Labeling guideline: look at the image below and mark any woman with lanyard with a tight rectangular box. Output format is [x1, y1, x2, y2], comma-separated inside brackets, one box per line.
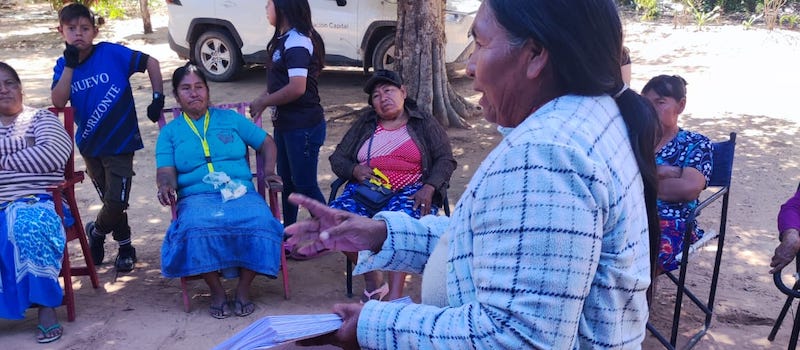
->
[155, 63, 284, 319]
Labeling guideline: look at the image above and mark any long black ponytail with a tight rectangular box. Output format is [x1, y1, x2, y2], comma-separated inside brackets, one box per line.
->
[488, 0, 661, 278]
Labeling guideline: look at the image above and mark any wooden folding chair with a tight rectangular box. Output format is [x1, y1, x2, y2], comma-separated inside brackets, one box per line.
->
[158, 102, 290, 312]
[47, 107, 100, 322]
[646, 132, 737, 349]
[327, 177, 451, 298]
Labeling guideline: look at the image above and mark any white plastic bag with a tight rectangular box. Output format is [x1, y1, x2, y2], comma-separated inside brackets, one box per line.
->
[203, 171, 247, 202]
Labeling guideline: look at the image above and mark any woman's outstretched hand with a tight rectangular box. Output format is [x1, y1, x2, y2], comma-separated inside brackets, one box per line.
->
[285, 193, 388, 256]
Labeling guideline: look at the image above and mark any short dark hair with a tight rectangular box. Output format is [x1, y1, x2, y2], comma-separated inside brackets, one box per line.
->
[171, 62, 209, 96]
[0, 61, 21, 85]
[58, 3, 97, 27]
[642, 75, 688, 101]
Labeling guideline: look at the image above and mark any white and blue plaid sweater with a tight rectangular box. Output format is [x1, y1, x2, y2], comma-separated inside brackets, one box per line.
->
[355, 94, 651, 349]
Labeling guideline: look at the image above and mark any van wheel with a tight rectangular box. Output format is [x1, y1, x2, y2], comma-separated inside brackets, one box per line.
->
[193, 30, 242, 82]
[372, 34, 397, 72]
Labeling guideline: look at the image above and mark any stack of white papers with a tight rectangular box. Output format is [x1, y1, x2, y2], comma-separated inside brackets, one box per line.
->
[214, 296, 412, 350]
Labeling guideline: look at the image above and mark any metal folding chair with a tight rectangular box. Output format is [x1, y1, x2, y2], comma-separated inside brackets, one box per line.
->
[768, 183, 800, 349]
[158, 102, 290, 311]
[48, 107, 101, 322]
[647, 132, 737, 349]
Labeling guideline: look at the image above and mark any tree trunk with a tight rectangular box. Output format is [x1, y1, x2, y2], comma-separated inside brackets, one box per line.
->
[139, 0, 152, 34]
[396, 0, 478, 128]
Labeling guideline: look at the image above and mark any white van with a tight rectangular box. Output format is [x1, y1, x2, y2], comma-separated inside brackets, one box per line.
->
[165, 0, 480, 81]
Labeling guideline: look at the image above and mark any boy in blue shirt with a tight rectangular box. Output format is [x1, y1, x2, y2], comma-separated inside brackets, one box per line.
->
[51, 3, 164, 272]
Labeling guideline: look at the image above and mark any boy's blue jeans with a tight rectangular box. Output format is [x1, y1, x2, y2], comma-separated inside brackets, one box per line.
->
[274, 121, 327, 226]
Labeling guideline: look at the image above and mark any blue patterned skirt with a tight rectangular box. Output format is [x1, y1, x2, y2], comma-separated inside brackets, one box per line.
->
[161, 192, 284, 278]
[329, 182, 437, 219]
[0, 195, 66, 319]
[658, 218, 704, 272]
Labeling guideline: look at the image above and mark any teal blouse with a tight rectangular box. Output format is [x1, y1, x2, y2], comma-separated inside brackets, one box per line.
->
[155, 108, 267, 198]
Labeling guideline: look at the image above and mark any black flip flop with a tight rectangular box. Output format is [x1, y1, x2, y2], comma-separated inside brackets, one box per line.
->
[209, 303, 230, 319]
[232, 300, 255, 317]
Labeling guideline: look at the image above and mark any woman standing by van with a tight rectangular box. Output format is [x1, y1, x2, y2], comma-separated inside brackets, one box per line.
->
[250, 0, 327, 225]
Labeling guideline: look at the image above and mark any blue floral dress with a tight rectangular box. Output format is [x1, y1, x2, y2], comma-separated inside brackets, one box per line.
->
[0, 195, 66, 319]
[330, 182, 437, 219]
[656, 129, 713, 271]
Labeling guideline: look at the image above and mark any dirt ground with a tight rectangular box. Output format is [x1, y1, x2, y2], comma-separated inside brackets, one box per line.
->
[2, 2, 800, 349]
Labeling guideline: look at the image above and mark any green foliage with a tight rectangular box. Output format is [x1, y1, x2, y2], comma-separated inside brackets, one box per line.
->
[744, 0, 761, 12]
[742, 13, 763, 29]
[92, 0, 125, 19]
[48, 0, 96, 10]
[684, 0, 800, 14]
[685, 1, 721, 29]
[636, 0, 660, 19]
[779, 12, 800, 28]
[48, 0, 126, 20]
[764, 0, 789, 29]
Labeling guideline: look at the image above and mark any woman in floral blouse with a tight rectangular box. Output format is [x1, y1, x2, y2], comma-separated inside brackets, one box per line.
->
[643, 74, 713, 272]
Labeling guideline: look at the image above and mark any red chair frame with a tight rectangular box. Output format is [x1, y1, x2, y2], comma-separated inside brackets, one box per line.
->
[47, 107, 100, 322]
[158, 102, 290, 312]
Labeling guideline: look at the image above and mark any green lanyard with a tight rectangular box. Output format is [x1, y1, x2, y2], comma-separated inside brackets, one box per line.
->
[183, 110, 214, 173]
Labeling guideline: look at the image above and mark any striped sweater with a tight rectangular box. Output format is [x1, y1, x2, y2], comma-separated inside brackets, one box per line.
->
[0, 106, 72, 203]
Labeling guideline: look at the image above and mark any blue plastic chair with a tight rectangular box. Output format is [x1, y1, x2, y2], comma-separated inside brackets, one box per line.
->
[646, 132, 737, 349]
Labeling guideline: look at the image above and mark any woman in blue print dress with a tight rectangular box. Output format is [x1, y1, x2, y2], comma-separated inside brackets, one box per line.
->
[0, 62, 73, 343]
[643, 74, 713, 272]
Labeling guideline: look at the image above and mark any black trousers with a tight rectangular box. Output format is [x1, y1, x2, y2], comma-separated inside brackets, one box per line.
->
[82, 153, 134, 243]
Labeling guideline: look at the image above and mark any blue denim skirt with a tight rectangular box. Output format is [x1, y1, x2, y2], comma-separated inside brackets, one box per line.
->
[161, 191, 283, 278]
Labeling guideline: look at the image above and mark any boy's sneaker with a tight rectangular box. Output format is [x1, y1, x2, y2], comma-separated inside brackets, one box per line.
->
[85, 221, 105, 265]
[115, 245, 137, 272]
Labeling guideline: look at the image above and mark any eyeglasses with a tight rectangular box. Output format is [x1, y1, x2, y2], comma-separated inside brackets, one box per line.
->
[0, 80, 21, 90]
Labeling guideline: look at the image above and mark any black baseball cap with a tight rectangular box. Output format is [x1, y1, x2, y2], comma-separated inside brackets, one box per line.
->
[364, 69, 403, 94]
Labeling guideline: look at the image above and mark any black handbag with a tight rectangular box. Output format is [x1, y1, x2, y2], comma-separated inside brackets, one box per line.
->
[353, 180, 394, 216]
[352, 127, 394, 216]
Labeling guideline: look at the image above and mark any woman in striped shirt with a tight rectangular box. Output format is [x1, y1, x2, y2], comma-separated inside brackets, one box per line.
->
[0, 61, 73, 344]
